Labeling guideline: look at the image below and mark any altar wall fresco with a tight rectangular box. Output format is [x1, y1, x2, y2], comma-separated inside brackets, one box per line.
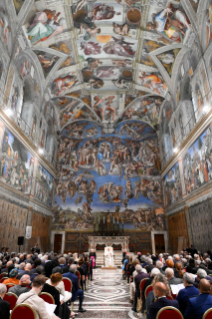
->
[53, 120, 165, 240]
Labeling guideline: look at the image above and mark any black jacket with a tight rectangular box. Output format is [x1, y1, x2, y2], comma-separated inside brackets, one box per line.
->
[0, 297, 10, 319]
[147, 297, 179, 319]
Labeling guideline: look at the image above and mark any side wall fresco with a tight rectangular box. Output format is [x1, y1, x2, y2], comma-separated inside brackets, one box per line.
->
[0, 119, 54, 206]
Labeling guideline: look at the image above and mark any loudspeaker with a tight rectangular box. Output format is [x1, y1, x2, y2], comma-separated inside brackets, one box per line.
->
[17, 236, 24, 246]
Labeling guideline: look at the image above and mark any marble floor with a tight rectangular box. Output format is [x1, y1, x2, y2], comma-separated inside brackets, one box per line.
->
[73, 269, 138, 319]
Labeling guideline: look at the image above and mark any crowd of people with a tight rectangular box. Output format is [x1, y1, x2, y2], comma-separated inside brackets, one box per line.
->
[1, 244, 212, 319]
[0, 245, 94, 319]
[122, 245, 212, 319]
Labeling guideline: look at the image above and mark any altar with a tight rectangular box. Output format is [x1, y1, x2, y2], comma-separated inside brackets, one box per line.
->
[88, 236, 130, 251]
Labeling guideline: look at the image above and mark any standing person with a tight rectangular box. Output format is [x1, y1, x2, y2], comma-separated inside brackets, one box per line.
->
[34, 243, 40, 254]
[0, 284, 10, 319]
[89, 249, 96, 268]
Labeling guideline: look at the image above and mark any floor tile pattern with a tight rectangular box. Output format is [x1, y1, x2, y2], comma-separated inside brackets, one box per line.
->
[73, 269, 138, 319]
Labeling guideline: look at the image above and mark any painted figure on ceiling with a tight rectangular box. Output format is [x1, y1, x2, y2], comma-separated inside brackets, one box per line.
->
[113, 23, 131, 36]
[0, 9, 11, 52]
[139, 72, 166, 95]
[27, 10, 66, 44]
[53, 75, 78, 96]
[206, 4, 212, 48]
[92, 4, 121, 21]
[146, 4, 190, 43]
[103, 36, 135, 57]
[80, 41, 101, 55]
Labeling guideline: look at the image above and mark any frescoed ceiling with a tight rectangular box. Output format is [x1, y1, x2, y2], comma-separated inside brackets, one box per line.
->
[7, 0, 201, 136]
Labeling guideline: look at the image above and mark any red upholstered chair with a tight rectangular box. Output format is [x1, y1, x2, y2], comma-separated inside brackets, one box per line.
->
[203, 308, 212, 319]
[76, 270, 81, 287]
[63, 277, 72, 292]
[144, 284, 153, 299]
[39, 292, 55, 304]
[6, 283, 16, 292]
[166, 295, 174, 300]
[0, 273, 7, 280]
[3, 292, 18, 310]
[171, 292, 177, 300]
[10, 303, 36, 319]
[156, 306, 184, 319]
[139, 278, 148, 298]
[0, 277, 8, 283]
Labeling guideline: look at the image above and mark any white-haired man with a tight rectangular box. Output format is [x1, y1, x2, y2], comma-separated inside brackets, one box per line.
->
[165, 267, 183, 286]
[9, 274, 31, 297]
[0, 283, 10, 319]
[176, 272, 199, 314]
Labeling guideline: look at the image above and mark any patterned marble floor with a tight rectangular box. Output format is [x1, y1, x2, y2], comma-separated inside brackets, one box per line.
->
[73, 269, 138, 319]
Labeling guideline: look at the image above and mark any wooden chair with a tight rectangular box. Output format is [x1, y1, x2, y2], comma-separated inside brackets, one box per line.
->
[39, 292, 55, 304]
[10, 303, 36, 319]
[144, 284, 153, 299]
[3, 292, 18, 310]
[6, 283, 16, 292]
[156, 306, 184, 319]
[203, 308, 212, 319]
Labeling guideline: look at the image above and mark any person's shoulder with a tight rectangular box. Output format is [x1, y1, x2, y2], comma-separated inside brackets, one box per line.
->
[0, 298, 9, 307]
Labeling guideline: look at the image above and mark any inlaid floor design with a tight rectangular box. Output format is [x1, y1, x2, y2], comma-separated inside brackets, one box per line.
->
[73, 268, 138, 319]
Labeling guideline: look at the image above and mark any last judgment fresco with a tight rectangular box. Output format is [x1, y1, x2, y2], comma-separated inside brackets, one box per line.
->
[53, 120, 165, 232]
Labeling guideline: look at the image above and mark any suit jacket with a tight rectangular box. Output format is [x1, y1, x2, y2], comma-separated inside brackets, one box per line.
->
[134, 272, 149, 298]
[17, 290, 55, 319]
[147, 296, 179, 319]
[63, 272, 79, 301]
[146, 264, 154, 274]
[184, 293, 212, 319]
[168, 277, 183, 286]
[0, 297, 10, 319]
[159, 269, 165, 275]
[8, 284, 30, 297]
[176, 285, 199, 314]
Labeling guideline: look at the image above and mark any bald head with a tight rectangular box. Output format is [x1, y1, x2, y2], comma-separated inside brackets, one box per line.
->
[20, 275, 31, 287]
[24, 263, 32, 271]
[154, 282, 167, 298]
[199, 279, 211, 294]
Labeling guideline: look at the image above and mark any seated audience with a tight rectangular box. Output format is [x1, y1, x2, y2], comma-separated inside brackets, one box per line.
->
[175, 262, 184, 278]
[186, 258, 195, 273]
[30, 265, 45, 281]
[132, 264, 149, 313]
[1, 261, 14, 275]
[0, 283, 10, 319]
[146, 258, 154, 274]
[165, 267, 183, 285]
[3, 268, 19, 285]
[155, 261, 165, 275]
[17, 263, 32, 279]
[176, 272, 199, 314]
[8, 274, 31, 296]
[142, 268, 160, 312]
[195, 268, 212, 284]
[184, 279, 212, 319]
[47, 266, 72, 303]
[63, 264, 86, 313]
[17, 275, 60, 319]
[59, 257, 66, 269]
[147, 282, 179, 319]
[146, 274, 171, 315]
[42, 272, 70, 319]
[62, 257, 74, 274]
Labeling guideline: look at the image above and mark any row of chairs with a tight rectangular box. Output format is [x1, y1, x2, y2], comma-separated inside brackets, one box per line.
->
[155, 306, 212, 319]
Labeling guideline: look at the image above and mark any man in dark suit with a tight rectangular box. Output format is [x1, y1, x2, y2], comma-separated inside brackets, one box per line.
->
[147, 282, 179, 319]
[62, 257, 74, 274]
[165, 268, 183, 285]
[184, 279, 212, 319]
[132, 264, 149, 312]
[176, 272, 199, 315]
[146, 258, 154, 274]
[63, 264, 86, 313]
[0, 283, 10, 319]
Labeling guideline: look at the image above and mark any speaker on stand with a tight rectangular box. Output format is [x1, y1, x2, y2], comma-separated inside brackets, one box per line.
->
[17, 236, 24, 253]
